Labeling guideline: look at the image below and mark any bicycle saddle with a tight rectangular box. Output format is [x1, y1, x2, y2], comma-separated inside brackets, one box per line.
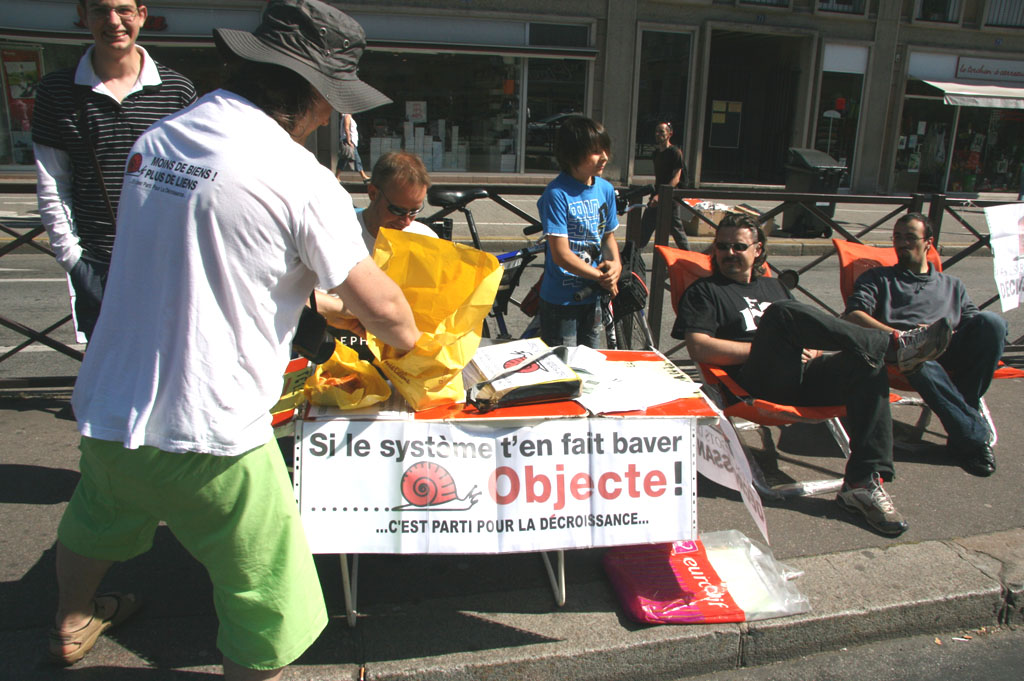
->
[427, 187, 490, 207]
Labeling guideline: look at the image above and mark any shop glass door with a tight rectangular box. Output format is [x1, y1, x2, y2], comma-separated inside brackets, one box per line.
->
[894, 97, 955, 193]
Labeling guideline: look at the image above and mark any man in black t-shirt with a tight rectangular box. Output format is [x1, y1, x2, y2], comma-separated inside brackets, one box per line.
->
[672, 214, 952, 537]
[640, 121, 689, 249]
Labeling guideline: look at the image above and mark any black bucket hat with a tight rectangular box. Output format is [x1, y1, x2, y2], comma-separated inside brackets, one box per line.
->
[213, 0, 391, 114]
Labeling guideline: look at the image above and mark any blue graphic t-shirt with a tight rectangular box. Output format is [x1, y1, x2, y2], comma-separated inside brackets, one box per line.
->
[537, 172, 619, 305]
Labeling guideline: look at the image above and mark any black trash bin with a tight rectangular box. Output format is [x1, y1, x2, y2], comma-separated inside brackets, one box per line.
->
[783, 147, 845, 237]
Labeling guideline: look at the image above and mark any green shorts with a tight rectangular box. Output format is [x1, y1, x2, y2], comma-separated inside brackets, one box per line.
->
[59, 437, 328, 670]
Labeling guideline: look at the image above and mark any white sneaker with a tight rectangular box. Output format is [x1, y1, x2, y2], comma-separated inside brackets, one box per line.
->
[888, 319, 952, 373]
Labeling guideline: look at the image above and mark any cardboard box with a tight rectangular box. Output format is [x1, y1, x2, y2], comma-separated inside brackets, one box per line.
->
[685, 209, 727, 237]
[684, 205, 776, 237]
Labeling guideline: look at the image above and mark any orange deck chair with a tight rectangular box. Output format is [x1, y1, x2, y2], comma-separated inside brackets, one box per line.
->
[833, 238, 1022, 446]
[656, 245, 865, 500]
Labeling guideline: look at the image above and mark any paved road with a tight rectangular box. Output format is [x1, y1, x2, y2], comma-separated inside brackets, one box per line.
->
[680, 625, 1024, 681]
[2, 190, 1023, 680]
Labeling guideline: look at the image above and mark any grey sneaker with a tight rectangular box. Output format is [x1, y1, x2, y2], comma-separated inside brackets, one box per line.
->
[836, 473, 908, 536]
[887, 318, 952, 373]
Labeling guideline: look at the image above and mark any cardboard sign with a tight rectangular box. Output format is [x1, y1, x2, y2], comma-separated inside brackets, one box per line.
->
[695, 415, 769, 544]
[295, 416, 697, 554]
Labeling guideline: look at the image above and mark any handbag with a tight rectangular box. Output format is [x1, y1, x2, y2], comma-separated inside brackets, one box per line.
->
[292, 293, 337, 364]
[612, 241, 648, 321]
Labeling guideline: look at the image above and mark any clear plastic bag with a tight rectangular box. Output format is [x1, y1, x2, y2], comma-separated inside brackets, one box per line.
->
[603, 529, 809, 624]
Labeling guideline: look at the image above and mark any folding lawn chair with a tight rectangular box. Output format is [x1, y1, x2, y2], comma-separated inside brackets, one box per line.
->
[656, 245, 858, 500]
[832, 239, 1022, 446]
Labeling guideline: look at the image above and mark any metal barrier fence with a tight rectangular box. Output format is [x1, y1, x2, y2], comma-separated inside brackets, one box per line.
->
[0, 184, 81, 390]
[643, 187, 1023, 358]
[2, 183, 1019, 389]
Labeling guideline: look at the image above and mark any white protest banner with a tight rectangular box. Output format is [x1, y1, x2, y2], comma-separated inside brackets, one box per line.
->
[984, 203, 1024, 312]
[695, 411, 769, 544]
[295, 416, 696, 554]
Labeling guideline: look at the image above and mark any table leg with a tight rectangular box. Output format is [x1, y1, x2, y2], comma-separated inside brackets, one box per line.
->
[540, 550, 566, 606]
[339, 553, 360, 627]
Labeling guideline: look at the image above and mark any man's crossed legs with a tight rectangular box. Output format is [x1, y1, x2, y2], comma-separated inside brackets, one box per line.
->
[733, 300, 949, 536]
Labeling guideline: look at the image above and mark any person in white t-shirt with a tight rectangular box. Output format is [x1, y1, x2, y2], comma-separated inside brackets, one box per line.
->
[357, 150, 438, 252]
[49, 2, 418, 678]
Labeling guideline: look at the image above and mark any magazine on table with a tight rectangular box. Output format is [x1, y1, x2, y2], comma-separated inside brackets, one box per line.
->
[463, 338, 581, 412]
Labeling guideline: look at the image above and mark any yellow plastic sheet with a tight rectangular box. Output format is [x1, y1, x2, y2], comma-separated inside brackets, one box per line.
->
[304, 341, 391, 410]
[368, 228, 501, 411]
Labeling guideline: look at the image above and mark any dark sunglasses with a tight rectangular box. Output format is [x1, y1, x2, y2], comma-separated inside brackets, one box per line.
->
[378, 186, 423, 218]
[713, 241, 754, 252]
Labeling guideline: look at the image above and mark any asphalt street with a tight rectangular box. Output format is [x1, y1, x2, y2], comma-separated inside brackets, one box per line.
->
[1, 190, 1023, 679]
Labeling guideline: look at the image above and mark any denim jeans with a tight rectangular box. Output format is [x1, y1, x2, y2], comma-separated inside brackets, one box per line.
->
[67, 257, 109, 341]
[736, 300, 895, 484]
[539, 299, 600, 348]
[905, 311, 1007, 447]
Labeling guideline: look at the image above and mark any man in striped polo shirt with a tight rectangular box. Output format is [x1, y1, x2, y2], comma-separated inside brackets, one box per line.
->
[32, 0, 195, 339]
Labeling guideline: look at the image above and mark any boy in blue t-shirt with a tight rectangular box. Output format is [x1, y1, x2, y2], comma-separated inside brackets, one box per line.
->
[536, 116, 622, 348]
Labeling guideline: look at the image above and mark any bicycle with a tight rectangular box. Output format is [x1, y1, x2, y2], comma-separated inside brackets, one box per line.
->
[424, 185, 655, 350]
[425, 187, 544, 341]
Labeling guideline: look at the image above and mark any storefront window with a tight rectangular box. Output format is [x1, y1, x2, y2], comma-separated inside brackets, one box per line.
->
[524, 58, 586, 172]
[1, 42, 82, 166]
[898, 80, 1024, 194]
[948, 107, 1024, 193]
[813, 71, 863, 188]
[894, 97, 954, 193]
[347, 52, 519, 173]
[145, 45, 224, 97]
[633, 30, 691, 177]
[0, 41, 222, 167]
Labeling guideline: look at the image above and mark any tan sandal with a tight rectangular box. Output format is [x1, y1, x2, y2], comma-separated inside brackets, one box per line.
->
[48, 592, 141, 666]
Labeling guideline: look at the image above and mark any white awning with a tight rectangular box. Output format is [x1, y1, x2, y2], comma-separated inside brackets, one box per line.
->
[923, 80, 1024, 109]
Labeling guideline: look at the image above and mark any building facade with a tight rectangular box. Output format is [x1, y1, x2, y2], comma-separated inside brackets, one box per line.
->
[1, 0, 1022, 194]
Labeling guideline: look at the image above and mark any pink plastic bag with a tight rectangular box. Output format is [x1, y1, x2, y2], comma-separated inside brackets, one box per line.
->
[603, 530, 808, 624]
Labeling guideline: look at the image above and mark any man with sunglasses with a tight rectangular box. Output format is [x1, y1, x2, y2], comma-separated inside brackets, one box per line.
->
[357, 150, 438, 252]
[843, 212, 1008, 477]
[32, 0, 195, 340]
[672, 213, 952, 537]
[321, 151, 436, 360]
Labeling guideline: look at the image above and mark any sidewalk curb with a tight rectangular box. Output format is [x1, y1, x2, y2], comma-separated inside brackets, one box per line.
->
[296, 529, 1021, 681]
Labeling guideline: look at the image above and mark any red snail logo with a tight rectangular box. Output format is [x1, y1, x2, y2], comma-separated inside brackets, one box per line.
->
[502, 352, 541, 374]
[125, 153, 144, 175]
[395, 461, 480, 511]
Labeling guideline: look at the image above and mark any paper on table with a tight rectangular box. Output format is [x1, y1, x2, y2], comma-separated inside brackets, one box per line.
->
[569, 352, 703, 415]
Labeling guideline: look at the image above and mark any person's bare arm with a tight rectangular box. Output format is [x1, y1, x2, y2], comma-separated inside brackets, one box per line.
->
[549, 234, 618, 295]
[312, 290, 365, 337]
[598, 231, 622, 294]
[327, 258, 419, 352]
[685, 331, 751, 367]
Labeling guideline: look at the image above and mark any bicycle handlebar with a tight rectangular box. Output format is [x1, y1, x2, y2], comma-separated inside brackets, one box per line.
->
[572, 282, 611, 303]
[425, 186, 542, 237]
[614, 184, 655, 215]
[425, 184, 652, 242]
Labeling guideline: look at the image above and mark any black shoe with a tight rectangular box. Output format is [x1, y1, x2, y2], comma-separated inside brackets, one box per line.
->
[961, 442, 996, 477]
